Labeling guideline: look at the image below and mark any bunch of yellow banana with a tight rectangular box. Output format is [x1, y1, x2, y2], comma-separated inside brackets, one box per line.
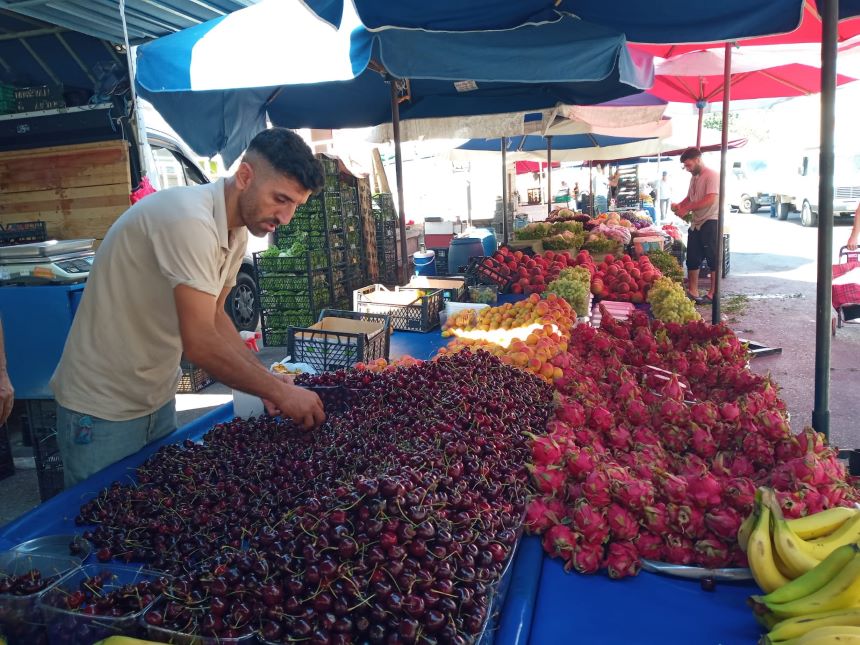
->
[740, 489, 860, 594]
[738, 488, 860, 644]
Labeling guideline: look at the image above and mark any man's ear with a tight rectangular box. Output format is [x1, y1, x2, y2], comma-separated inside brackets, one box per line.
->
[235, 161, 253, 190]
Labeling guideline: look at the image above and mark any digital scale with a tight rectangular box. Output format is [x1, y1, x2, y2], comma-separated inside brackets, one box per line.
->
[0, 239, 94, 284]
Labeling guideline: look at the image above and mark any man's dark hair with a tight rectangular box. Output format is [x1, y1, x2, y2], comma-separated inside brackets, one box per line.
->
[246, 128, 325, 194]
[680, 147, 702, 163]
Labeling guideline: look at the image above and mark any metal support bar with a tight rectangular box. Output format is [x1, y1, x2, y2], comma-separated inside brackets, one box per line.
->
[546, 136, 553, 216]
[389, 79, 409, 284]
[55, 32, 96, 84]
[501, 137, 508, 244]
[813, 0, 838, 440]
[714, 43, 731, 324]
[18, 38, 60, 84]
[696, 105, 704, 148]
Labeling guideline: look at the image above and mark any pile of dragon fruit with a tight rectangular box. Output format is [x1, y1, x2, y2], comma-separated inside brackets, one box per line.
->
[525, 312, 859, 578]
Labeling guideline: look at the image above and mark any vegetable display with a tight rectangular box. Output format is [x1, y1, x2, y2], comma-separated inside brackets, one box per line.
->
[645, 248, 685, 283]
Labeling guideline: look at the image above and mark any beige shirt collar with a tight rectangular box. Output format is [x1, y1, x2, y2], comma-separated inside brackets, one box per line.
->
[212, 178, 231, 251]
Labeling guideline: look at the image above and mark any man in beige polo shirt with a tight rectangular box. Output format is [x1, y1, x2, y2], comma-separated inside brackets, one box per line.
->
[672, 147, 720, 305]
[51, 128, 326, 487]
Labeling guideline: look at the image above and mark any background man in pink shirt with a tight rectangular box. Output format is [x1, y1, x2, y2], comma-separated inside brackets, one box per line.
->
[672, 147, 720, 305]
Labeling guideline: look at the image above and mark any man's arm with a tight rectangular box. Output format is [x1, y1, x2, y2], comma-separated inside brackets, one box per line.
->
[174, 284, 325, 429]
[848, 205, 860, 250]
[686, 193, 718, 212]
[0, 319, 12, 424]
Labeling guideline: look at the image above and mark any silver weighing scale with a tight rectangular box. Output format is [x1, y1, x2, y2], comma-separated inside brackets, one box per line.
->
[0, 239, 95, 284]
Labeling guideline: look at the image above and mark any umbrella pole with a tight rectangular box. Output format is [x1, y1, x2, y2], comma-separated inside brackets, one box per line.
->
[713, 44, 732, 325]
[389, 79, 409, 284]
[696, 105, 703, 148]
[813, 0, 838, 440]
[501, 137, 508, 244]
[547, 136, 553, 217]
[589, 163, 593, 216]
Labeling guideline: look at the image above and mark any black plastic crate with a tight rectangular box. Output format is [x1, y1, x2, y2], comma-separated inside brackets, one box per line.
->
[25, 399, 64, 501]
[177, 360, 213, 393]
[260, 289, 330, 311]
[0, 423, 13, 481]
[0, 220, 47, 246]
[318, 155, 339, 176]
[465, 256, 514, 293]
[287, 309, 391, 372]
[354, 285, 443, 332]
[430, 247, 449, 275]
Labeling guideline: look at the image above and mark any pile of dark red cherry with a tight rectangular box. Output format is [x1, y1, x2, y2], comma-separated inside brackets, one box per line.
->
[73, 351, 554, 643]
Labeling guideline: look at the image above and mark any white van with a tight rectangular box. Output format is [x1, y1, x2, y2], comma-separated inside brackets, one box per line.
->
[773, 149, 860, 227]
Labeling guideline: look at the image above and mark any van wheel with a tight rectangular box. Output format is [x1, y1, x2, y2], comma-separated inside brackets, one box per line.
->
[739, 195, 756, 214]
[777, 203, 790, 220]
[226, 271, 260, 331]
[800, 200, 818, 227]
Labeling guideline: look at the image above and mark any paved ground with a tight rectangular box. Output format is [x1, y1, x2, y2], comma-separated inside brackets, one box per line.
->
[1, 210, 857, 526]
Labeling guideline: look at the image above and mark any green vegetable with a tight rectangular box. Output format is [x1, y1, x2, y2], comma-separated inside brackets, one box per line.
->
[646, 248, 684, 283]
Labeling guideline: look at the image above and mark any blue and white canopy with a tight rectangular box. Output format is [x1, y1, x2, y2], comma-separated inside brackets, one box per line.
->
[453, 133, 666, 163]
[135, 0, 653, 164]
[301, 0, 842, 43]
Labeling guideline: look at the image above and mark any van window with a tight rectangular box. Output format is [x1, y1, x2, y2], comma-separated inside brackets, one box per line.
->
[151, 146, 208, 188]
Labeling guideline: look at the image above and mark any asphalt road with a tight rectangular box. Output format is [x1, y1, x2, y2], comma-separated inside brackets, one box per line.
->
[719, 207, 859, 450]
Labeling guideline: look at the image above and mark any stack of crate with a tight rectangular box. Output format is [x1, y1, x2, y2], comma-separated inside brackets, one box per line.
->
[256, 191, 341, 346]
[373, 193, 398, 285]
[357, 177, 379, 282]
[340, 183, 366, 300]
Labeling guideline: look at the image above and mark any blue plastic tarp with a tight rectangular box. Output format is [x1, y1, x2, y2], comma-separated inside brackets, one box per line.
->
[303, 0, 829, 44]
[134, 1, 653, 164]
[458, 133, 654, 153]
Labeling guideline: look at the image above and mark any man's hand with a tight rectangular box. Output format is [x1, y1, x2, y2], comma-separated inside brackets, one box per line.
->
[264, 382, 326, 430]
[0, 369, 13, 425]
[670, 202, 681, 214]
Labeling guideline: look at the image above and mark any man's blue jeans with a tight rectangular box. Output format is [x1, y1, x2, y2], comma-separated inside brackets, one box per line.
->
[56, 399, 177, 488]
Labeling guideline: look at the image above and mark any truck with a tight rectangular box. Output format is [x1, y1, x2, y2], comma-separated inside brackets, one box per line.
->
[727, 158, 775, 214]
[0, 14, 261, 331]
[772, 148, 860, 227]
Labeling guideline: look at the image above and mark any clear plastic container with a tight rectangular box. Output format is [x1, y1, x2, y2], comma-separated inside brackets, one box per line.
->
[0, 551, 81, 644]
[142, 597, 257, 645]
[37, 563, 163, 644]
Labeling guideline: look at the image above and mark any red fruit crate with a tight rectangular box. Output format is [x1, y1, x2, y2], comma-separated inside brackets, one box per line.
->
[465, 256, 513, 293]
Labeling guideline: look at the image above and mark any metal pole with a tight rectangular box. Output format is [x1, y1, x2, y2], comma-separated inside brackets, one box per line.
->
[589, 163, 593, 216]
[813, 0, 838, 440]
[466, 163, 473, 227]
[696, 105, 704, 149]
[713, 43, 732, 325]
[501, 137, 508, 244]
[389, 80, 409, 284]
[546, 136, 553, 217]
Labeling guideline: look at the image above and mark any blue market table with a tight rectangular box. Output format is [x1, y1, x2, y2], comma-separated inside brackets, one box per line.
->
[0, 323, 763, 644]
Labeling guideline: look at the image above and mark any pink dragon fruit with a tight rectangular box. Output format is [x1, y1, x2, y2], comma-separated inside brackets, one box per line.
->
[775, 437, 803, 462]
[607, 503, 640, 541]
[728, 454, 756, 479]
[818, 483, 849, 509]
[757, 410, 791, 442]
[625, 400, 650, 426]
[565, 481, 583, 502]
[571, 502, 610, 545]
[724, 477, 756, 514]
[711, 423, 740, 452]
[643, 503, 670, 534]
[661, 375, 686, 402]
[664, 534, 696, 565]
[661, 424, 691, 454]
[613, 479, 656, 512]
[742, 432, 776, 468]
[655, 471, 689, 504]
[634, 532, 665, 560]
[589, 406, 615, 433]
[566, 541, 604, 574]
[674, 453, 709, 478]
[710, 452, 733, 479]
[556, 400, 586, 428]
[769, 464, 796, 491]
[694, 534, 732, 569]
[773, 490, 807, 519]
[607, 425, 632, 450]
[528, 464, 567, 496]
[730, 546, 749, 568]
[566, 446, 596, 481]
[632, 426, 661, 449]
[657, 399, 689, 426]
[704, 507, 743, 541]
[719, 402, 740, 422]
[668, 503, 706, 538]
[690, 424, 718, 459]
[531, 435, 563, 467]
[582, 468, 612, 508]
[795, 483, 826, 516]
[690, 402, 719, 428]
[542, 524, 577, 559]
[685, 472, 723, 509]
[605, 541, 642, 579]
[797, 427, 828, 454]
[615, 380, 642, 404]
[524, 497, 563, 533]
